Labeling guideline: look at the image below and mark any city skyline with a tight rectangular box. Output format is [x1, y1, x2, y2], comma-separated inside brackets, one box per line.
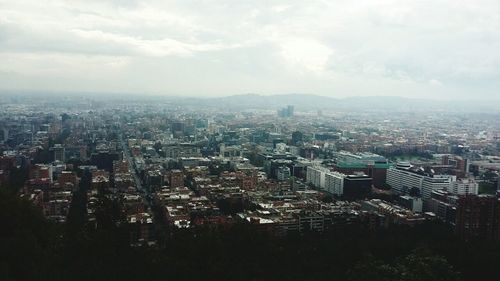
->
[2, 0, 500, 100]
[2, 2, 500, 280]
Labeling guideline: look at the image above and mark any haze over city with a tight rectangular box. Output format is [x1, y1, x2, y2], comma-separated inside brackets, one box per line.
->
[2, 0, 500, 100]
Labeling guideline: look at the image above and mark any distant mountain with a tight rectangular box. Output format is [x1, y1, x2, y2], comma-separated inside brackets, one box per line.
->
[210, 93, 336, 109]
[174, 94, 500, 113]
[1, 90, 499, 113]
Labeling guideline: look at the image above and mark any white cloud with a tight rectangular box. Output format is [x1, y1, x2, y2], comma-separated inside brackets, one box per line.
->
[278, 37, 333, 74]
[429, 79, 443, 86]
[0, 0, 500, 99]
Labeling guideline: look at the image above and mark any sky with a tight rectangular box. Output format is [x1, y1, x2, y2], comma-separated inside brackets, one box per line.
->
[1, 0, 500, 100]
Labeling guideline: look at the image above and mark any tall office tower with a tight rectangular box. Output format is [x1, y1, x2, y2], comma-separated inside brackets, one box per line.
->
[277, 105, 295, 118]
[287, 105, 294, 117]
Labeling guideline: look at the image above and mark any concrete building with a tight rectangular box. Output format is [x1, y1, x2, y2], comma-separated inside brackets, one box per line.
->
[455, 195, 500, 241]
[449, 178, 479, 195]
[324, 171, 345, 196]
[399, 196, 423, 213]
[306, 166, 328, 189]
[387, 162, 454, 198]
[386, 162, 424, 194]
[276, 166, 291, 181]
[52, 144, 65, 162]
[422, 175, 454, 202]
[343, 173, 372, 200]
[169, 169, 184, 188]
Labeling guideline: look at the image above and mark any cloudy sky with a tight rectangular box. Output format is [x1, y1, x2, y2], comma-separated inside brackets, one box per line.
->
[1, 0, 500, 99]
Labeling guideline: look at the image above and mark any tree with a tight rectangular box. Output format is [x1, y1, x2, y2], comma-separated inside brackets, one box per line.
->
[348, 248, 461, 281]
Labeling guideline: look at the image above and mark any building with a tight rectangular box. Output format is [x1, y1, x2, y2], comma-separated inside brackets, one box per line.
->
[386, 162, 424, 194]
[421, 175, 454, 202]
[442, 155, 470, 177]
[169, 169, 184, 188]
[277, 105, 294, 118]
[276, 166, 291, 181]
[335, 151, 387, 165]
[306, 166, 328, 189]
[219, 144, 241, 158]
[343, 173, 372, 200]
[324, 171, 345, 196]
[334, 162, 389, 187]
[428, 190, 458, 224]
[163, 143, 201, 159]
[298, 211, 324, 233]
[399, 196, 423, 213]
[308, 167, 371, 199]
[449, 178, 479, 195]
[455, 195, 500, 241]
[388, 162, 454, 197]
[51, 144, 65, 162]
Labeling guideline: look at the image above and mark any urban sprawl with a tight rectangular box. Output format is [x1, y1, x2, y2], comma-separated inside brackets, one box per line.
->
[1, 96, 500, 246]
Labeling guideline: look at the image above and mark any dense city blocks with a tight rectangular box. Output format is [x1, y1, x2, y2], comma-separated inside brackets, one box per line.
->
[1, 94, 499, 280]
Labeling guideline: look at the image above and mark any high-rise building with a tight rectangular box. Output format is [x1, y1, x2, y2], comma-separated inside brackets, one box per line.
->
[324, 171, 345, 196]
[455, 195, 500, 241]
[277, 105, 294, 118]
[306, 166, 328, 189]
[286, 105, 294, 117]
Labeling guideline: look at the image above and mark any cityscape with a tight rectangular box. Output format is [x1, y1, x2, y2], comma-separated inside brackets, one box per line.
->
[1, 93, 499, 280]
[2, 1, 500, 281]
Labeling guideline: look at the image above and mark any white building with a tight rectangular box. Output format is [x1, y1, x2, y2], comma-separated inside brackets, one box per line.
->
[421, 175, 454, 201]
[324, 172, 346, 196]
[448, 178, 478, 195]
[306, 166, 329, 189]
[306, 166, 349, 196]
[387, 163, 455, 201]
[386, 163, 424, 194]
[387, 163, 457, 213]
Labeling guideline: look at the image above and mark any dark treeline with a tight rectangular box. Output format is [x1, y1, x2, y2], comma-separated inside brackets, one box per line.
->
[1, 188, 499, 281]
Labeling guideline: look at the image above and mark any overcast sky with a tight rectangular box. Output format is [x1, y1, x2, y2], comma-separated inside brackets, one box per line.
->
[1, 0, 500, 99]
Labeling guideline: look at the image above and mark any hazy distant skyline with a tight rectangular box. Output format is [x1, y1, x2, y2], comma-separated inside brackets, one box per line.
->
[1, 0, 500, 100]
